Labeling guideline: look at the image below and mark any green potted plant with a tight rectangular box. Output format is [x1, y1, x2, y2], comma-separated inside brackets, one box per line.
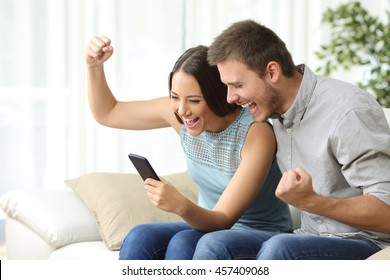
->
[315, 1, 390, 108]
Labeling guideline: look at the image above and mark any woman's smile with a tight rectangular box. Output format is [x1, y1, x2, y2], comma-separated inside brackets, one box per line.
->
[183, 117, 200, 129]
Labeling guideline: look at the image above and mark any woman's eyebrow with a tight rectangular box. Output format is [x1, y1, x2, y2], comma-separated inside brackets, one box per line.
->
[170, 91, 203, 99]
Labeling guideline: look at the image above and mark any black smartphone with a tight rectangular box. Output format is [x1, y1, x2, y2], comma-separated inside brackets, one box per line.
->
[128, 153, 160, 181]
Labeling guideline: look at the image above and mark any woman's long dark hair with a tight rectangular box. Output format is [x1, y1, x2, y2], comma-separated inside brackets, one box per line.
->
[168, 45, 238, 123]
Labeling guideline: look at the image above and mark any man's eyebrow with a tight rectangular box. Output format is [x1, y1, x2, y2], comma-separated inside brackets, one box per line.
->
[226, 81, 241, 86]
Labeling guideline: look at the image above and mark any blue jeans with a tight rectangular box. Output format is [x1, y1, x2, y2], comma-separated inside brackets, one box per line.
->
[190, 229, 284, 260]
[256, 233, 381, 260]
[119, 222, 281, 260]
[119, 222, 192, 260]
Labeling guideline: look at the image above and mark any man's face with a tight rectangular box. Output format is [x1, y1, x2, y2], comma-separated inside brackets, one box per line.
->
[217, 59, 280, 123]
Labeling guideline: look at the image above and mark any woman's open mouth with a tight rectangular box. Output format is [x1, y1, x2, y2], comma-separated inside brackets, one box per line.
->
[184, 117, 200, 128]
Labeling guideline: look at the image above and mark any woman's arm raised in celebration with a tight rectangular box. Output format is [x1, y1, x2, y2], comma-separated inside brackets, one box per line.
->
[85, 35, 180, 132]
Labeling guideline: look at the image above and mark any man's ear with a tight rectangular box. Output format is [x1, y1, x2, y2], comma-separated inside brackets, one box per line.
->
[266, 61, 281, 82]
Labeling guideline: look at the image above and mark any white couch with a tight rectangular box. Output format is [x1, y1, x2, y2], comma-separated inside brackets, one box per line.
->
[0, 172, 199, 260]
[1, 108, 390, 260]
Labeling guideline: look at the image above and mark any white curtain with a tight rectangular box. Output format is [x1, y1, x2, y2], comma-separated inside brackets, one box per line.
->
[1, 0, 388, 198]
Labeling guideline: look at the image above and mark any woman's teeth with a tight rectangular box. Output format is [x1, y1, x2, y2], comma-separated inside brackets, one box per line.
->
[184, 118, 199, 128]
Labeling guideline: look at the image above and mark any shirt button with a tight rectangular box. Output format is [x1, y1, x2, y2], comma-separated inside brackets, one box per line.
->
[317, 220, 322, 224]
[286, 128, 291, 133]
[287, 155, 291, 160]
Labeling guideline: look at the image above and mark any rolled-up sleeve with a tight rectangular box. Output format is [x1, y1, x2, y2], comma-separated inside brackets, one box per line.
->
[331, 107, 390, 205]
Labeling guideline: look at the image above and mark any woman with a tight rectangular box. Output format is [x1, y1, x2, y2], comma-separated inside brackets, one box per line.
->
[85, 36, 292, 260]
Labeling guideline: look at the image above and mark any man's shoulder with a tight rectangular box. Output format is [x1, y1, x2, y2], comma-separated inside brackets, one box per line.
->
[314, 76, 379, 112]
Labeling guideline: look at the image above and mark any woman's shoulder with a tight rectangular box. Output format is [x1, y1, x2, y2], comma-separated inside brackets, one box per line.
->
[244, 119, 276, 150]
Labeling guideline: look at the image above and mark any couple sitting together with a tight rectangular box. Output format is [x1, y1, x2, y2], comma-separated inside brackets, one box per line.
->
[85, 20, 390, 260]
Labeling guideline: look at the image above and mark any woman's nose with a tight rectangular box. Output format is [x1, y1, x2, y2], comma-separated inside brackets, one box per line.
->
[178, 102, 188, 116]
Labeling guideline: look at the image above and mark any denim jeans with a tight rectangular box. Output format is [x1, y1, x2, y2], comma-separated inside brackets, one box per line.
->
[190, 229, 283, 260]
[119, 222, 192, 260]
[256, 233, 381, 260]
[119, 222, 281, 260]
[120, 222, 381, 260]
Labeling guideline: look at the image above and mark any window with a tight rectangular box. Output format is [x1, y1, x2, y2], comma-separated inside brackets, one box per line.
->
[1, 0, 387, 194]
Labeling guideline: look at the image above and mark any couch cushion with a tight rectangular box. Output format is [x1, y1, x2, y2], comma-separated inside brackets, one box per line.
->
[65, 172, 198, 250]
[0, 189, 101, 249]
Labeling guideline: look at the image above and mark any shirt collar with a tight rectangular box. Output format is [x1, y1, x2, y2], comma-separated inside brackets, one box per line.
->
[279, 64, 317, 128]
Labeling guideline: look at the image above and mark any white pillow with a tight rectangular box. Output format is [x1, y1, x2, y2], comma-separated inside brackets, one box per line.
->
[0, 188, 101, 248]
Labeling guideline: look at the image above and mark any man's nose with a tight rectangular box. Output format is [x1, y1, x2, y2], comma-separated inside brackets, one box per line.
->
[227, 88, 239, 104]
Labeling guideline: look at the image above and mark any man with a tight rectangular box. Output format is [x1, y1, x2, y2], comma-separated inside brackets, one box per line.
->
[192, 19, 390, 260]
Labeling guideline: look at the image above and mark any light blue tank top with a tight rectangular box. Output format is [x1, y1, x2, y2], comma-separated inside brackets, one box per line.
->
[180, 108, 292, 232]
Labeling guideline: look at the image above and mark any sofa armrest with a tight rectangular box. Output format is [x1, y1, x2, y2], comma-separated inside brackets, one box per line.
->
[5, 217, 55, 259]
[0, 188, 101, 251]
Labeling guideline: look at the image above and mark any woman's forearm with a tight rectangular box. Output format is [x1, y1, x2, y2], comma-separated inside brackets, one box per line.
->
[87, 65, 117, 125]
[178, 199, 235, 232]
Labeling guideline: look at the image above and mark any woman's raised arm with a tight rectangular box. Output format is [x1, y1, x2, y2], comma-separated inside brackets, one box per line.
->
[85, 35, 179, 131]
